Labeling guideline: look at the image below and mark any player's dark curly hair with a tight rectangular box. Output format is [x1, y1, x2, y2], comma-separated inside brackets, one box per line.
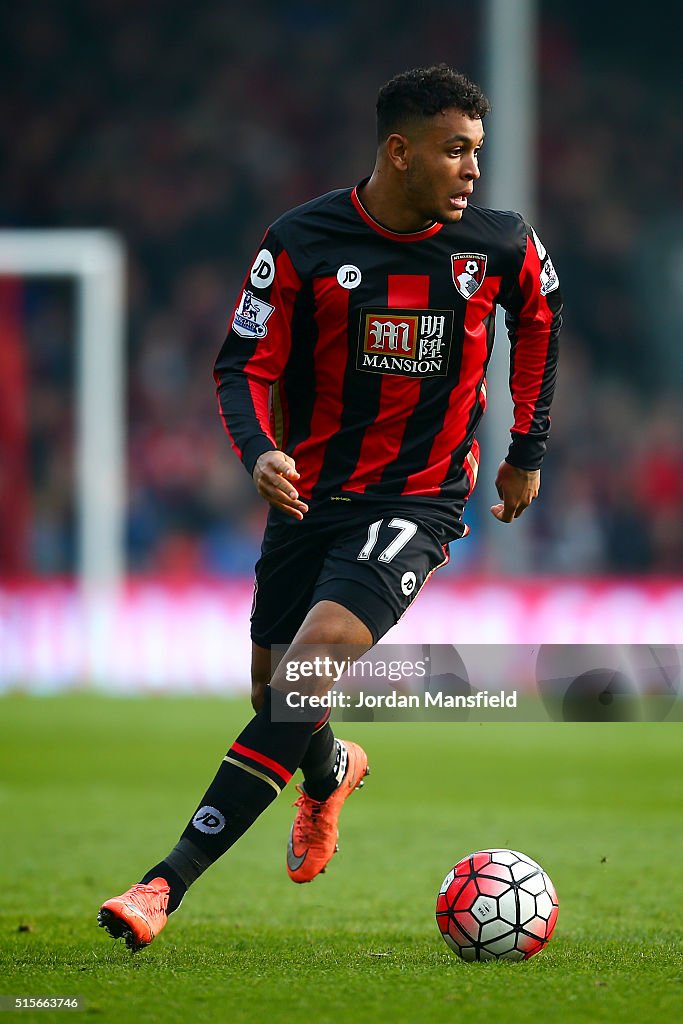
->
[376, 64, 491, 142]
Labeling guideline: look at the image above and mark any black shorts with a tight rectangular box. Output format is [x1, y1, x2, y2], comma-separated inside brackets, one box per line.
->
[250, 494, 466, 647]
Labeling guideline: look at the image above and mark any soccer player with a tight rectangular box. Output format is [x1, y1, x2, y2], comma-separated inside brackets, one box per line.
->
[98, 65, 561, 951]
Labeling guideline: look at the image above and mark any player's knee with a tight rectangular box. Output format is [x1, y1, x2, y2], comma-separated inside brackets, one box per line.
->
[296, 600, 372, 648]
[251, 642, 274, 711]
[250, 680, 268, 713]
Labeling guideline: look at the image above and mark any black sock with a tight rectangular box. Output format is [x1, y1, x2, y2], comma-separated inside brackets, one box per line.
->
[300, 715, 334, 782]
[140, 862, 188, 914]
[301, 724, 347, 802]
[141, 688, 316, 911]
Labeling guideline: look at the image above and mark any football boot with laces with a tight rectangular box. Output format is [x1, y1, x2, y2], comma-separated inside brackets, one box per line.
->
[97, 877, 170, 951]
[287, 740, 369, 883]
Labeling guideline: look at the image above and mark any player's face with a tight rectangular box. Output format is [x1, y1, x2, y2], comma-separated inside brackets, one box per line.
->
[404, 110, 484, 224]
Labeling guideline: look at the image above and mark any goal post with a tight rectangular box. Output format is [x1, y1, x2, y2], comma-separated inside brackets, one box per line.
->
[482, 0, 538, 571]
[0, 230, 127, 590]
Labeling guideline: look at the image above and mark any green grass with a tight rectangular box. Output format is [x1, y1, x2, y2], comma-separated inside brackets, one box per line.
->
[0, 696, 681, 1024]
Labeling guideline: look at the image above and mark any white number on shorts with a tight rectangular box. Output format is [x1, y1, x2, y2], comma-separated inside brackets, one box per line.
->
[356, 518, 418, 563]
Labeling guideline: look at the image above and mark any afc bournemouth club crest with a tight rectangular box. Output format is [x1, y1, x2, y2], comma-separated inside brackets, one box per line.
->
[451, 253, 487, 300]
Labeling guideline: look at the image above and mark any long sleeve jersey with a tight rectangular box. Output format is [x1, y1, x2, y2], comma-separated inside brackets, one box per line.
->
[214, 182, 562, 504]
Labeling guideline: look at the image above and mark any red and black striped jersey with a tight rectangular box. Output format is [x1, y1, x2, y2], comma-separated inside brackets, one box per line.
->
[214, 182, 562, 503]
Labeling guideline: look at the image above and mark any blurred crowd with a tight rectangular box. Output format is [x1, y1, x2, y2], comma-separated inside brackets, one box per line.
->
[2, 0, 682, 578]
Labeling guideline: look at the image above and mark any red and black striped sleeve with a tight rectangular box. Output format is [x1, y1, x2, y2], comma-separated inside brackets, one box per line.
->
[213, 230, 303, 475]
[500, 220, 563, 470]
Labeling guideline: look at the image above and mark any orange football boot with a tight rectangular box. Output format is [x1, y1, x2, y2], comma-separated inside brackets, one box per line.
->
[97, 877, 170, 951]
[287, 740, 369, 883]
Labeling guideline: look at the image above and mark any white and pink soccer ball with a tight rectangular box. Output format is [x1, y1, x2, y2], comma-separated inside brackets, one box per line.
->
[436, 849, 559, 962]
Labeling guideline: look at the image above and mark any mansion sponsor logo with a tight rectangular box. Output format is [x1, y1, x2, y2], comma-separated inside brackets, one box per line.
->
[357, 307, 454, 378]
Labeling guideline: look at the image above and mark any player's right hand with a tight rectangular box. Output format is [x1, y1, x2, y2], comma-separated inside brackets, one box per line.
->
[253, 451, 309, 520]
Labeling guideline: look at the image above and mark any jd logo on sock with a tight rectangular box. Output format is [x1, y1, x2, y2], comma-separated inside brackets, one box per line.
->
[192, 806, 226, 833]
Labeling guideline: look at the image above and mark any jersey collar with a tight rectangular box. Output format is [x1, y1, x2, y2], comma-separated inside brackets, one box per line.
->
[351, 180, 444, 242]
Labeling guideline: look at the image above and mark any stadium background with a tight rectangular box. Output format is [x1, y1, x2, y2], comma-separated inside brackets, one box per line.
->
[1, 0, 682, 684]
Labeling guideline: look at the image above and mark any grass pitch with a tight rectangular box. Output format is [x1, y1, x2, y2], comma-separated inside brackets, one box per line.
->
[0, 695, 681, 1024]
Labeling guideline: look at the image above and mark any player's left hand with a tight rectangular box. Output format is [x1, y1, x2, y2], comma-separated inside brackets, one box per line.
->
[490, 461, 540, 523]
